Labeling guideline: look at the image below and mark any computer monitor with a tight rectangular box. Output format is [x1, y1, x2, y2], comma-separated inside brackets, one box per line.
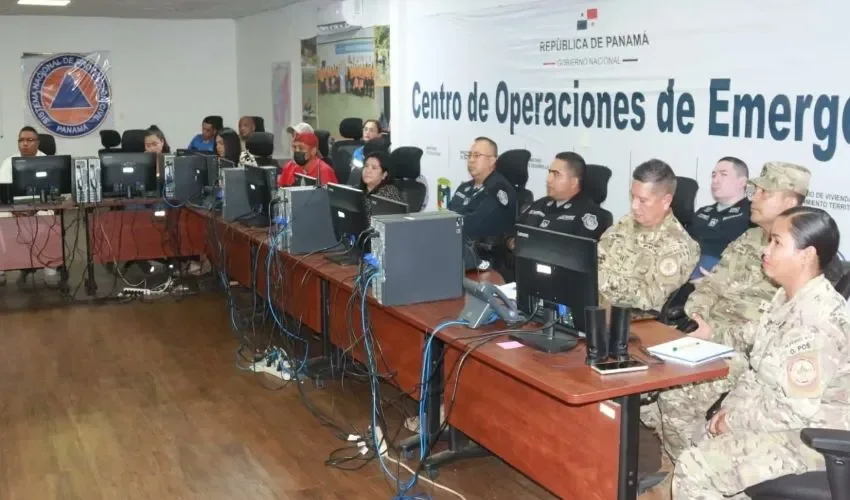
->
[325, 183, 372, 265]
[169, 155, 210, 203]
[11, 155, 73, 202]
[243, 165, 276, 226]
[99, 152, 158, 198]
[369, 193, 409, 216]
[295, 173, 318, 187]
[512, 224, 599, 353]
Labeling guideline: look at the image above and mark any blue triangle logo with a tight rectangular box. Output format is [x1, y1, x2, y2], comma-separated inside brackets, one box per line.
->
[50, 72, 93, 109]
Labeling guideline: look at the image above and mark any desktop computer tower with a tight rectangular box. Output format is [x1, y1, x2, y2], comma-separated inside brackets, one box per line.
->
[276, 187, 337, 254]
[162, 154, 176, 199]
[73, 158, 89, 203]
[72, 157, 101, 203]
[222, 168, 250, 222]
[370, 211, 464, 306]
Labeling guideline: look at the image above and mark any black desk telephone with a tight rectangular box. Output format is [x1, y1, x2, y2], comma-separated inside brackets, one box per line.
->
[459, 278, 520, 328]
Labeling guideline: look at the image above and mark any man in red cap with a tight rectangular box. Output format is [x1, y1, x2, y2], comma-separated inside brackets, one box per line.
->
[278, 131, 337, 187]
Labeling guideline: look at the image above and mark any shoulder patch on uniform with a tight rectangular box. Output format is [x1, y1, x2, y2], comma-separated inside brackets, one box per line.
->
[658, 256, 679, 277]
[497, 189, 509, 206]
[582, 213, 598, 231]
[786, 351, 821, 398]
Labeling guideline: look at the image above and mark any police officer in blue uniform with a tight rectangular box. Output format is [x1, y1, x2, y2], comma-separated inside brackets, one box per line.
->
[687, 157, 752, 278]
[517, 152, 609, 241]
[448, 137, 517, 240]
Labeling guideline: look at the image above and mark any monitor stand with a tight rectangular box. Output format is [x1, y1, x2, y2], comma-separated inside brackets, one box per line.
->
[510, 308, 578, 353]
[325, 245, 362, 266]
[241, 212, 271, 227]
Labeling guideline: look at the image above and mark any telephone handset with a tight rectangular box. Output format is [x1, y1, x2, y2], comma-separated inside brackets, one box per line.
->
[459, 277, 520, 328]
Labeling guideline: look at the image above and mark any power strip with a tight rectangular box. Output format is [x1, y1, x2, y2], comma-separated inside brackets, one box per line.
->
[251, 359, 293, 381]
[371, 423, 389, 457]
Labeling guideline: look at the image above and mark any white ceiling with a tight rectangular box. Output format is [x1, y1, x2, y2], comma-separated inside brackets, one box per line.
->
[1, 0, 304, 19]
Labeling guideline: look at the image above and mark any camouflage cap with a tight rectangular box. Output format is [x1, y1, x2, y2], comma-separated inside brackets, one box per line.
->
[749, 162, 811, 196]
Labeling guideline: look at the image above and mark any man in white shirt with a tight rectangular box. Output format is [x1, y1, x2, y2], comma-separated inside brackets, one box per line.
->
[0, 126, 59, 286]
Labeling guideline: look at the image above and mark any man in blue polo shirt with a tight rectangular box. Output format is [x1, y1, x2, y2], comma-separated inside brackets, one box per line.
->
[187, 115, 222, 153]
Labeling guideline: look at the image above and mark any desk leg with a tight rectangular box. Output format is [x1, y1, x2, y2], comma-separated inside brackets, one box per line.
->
[83, 207, 97, 296]
[616, 394, 640, 500]
[58, 210, 69, 293]
[398, 338, 487, 475]
[304, 278, 334, 381]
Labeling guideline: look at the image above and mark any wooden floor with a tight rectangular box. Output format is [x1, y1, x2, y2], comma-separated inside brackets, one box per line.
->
[0, 293, 661, 500]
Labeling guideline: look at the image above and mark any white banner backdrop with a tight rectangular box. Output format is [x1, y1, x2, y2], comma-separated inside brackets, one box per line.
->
[395, 0, 850, 253]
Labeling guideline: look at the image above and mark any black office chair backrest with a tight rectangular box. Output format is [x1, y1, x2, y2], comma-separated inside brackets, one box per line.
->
[495, 149, 532, 215]
[252, 116, 265, 133]
[37, 133, 56, 155]
[314, 130, 331, 161]
[121, 129, 147, 153]
[246, 132, 276, 167]
[330, 117, 365, 184]
[99, 129, 121, 152]
[582, 164, 614, 235]
[390, 146, 426, 212]
[672, 176, 699, 228]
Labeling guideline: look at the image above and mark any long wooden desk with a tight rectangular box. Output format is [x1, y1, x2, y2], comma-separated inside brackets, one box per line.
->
[182, 207, 728, 500]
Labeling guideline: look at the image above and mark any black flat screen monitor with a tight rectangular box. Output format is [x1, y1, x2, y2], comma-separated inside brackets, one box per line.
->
[11, 155, 73, 202]
[99, 152, 158, 198]
[369, 193, 409, 216]
[513, 224, 599, 352]
[243, 165, 276, 226]
[169, 155, 210, 202]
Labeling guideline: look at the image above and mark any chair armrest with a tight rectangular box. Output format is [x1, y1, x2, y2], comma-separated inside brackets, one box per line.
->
[802, 428, 850, 457]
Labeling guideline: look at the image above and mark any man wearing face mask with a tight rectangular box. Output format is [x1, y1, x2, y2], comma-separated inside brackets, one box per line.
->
[277, 132, 337, 187]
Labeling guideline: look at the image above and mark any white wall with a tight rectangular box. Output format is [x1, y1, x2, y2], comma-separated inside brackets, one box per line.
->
[0, 16, 238, 158]
[236, 0, 388, 148]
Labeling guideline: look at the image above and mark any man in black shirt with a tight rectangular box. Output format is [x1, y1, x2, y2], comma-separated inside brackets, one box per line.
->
[448, 137, 517, 240]
[516, 152, 609, 241]
[687, 156, 751, 279]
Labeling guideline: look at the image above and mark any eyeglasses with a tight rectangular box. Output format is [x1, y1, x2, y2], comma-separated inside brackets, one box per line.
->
[468, 152, 493, 160]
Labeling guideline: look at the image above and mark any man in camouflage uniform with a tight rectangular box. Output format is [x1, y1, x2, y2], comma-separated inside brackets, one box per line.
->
[649, 163, 811, 467]
[673, 271, 850, 499]
[598, 159, 698, 312]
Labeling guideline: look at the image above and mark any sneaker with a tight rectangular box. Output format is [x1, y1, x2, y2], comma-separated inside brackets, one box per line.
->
[17, 269, 35, 285]
[404, 405, 446, 432]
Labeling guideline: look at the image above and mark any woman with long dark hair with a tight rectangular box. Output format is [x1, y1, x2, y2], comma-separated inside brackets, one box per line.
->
[359, 150, 403, 215]
[215, 129, 242, 166]
[673, 206, 850, 499]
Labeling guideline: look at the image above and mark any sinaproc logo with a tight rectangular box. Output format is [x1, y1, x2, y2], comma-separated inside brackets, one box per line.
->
[28, 53, 111, 138]
[437, 177, 452, 210]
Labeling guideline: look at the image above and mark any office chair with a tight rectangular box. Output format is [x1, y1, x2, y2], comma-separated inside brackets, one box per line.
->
[389, 146, 426, 212]
[672, 176, 699, 228]
[314, 129, 331, 162]
[583, 164, 614, 233]
[330, 117, 364, 184]
[348, 136, 390, 187]
[99, 129, 121, 152]
[495, 149, 532, 215]
[252, 116, 265, 132]
[246, 132, 278, 168]
[37, 133, 56, 155]
[121, 129, 147, 153]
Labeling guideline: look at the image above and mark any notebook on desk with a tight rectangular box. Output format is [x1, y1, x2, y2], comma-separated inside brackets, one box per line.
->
[647, 337, 734, 365]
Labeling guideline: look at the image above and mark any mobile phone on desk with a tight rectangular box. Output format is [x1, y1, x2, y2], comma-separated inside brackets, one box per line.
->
[591, 359, 649, 375]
